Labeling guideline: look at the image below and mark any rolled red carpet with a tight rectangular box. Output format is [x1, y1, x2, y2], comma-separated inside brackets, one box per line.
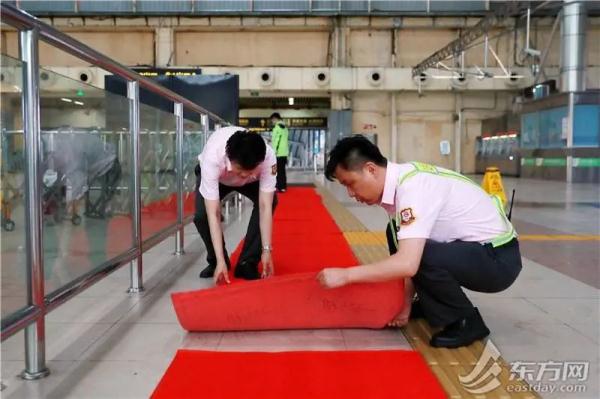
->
[171, 186, 405, 331]
[173, 272, 403, 331]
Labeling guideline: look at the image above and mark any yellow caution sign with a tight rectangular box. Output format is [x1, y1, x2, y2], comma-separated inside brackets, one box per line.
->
[482, 166, 507, 206]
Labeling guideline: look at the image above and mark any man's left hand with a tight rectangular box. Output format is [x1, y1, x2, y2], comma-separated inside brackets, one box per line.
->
[261, 251, 274, 278]
[317, 268, 350, 288]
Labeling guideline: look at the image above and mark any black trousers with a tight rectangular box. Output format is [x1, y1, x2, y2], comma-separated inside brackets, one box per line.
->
[386, 221, 522, 327]
[276, 156, 287, 191]
[193, 165, 278, 267]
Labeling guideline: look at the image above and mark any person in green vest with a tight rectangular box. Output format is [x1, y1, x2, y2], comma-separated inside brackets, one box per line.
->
[270, 112, 289, 193]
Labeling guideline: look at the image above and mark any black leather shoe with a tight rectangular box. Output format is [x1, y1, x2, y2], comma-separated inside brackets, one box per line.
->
[199, 262, 230, 278]
[234, 261, 260, 280]
[199, 264, 216, 278]
[409, 300, 425, 320]
[430, 308, 490, 349]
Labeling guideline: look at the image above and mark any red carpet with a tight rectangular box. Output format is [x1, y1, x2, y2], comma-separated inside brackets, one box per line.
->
[171, 186, 405, 331]
[151, 350, 447, 399]
[155, 187, 444, 398]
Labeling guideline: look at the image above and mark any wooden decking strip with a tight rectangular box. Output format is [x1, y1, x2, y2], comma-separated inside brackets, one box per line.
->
[315, 183, 539, 399]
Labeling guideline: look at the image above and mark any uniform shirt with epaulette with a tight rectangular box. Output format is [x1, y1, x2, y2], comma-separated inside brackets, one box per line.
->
[380, 162, 516, 246]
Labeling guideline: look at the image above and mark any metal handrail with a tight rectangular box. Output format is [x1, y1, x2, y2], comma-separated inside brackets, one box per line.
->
[0, 3, 228, 126]
[0, 3, 230, 380]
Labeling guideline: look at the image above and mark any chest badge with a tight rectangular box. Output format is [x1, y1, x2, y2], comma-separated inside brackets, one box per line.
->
[399, 208, 416, 226]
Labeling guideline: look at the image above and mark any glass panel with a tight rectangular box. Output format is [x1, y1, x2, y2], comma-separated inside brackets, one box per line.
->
[140, 103, 177, 241]
[573, 105, 600, 147]
[183, 116, 204, 219]
[1, 54, 27, 320]
[539, 107, 567, 149]
[39, 68, 134, 295]
[253, 1, 309, 11]
[194, 0, 251, 12]
[520, 112, 539, 149]
[137, 0, 191, 13]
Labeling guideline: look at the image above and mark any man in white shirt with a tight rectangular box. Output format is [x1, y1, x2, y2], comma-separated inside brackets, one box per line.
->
[317, 135, 522, 348]
[194, 126, 277, 282]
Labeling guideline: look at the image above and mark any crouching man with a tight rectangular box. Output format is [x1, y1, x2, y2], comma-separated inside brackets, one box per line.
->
[317, 136, 522, 348]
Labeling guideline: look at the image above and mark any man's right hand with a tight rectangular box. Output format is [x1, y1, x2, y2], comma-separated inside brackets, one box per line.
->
[213, 262, 230, 285]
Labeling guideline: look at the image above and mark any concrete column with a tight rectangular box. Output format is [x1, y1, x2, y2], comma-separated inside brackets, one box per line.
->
[155, 26, 174, 67]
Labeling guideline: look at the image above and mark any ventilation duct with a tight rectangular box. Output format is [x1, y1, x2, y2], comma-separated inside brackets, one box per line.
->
[560, 0, 587, 92]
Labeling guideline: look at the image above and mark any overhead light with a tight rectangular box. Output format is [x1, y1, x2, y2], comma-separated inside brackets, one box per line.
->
[61, 98, 72, 103]
[288, 97, 294, 105]
[74, 101, 84, 106]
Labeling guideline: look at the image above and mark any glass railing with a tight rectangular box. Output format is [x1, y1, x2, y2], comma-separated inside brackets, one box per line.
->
[0, 3, 229, 379]
[1, 54, 27, 321]
[38, 68, 135, 296]
[140, 103, 177, 242]
[182, 116, 206, 219]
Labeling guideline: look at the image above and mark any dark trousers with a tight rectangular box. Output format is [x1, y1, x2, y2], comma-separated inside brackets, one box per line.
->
[276, 156, 287, 191]
[386, 221, 522, 327]
[193, 165, 278, 267]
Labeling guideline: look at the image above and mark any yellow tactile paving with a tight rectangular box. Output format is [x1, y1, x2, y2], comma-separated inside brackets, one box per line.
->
[343, 231, 387, 245]
[315, 182, 540, 399]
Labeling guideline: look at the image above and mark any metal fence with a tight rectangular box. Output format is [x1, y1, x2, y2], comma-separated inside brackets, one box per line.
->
[0, 3, 228, 379]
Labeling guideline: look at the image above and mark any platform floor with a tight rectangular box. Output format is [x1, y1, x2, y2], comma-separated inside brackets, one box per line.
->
[1, 171, 598, 398]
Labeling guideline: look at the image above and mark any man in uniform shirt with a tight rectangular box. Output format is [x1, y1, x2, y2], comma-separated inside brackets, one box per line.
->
[194, 126, 277, 283]
[317, 136, 522, 348]
[270, 112, 289, 193]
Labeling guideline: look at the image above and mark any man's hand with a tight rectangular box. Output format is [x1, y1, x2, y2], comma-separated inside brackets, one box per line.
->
[317, 268, 350, 288]
[387, 301, 411, 328]
[261, 251, 274, 278]
[213, 261, 230, 285]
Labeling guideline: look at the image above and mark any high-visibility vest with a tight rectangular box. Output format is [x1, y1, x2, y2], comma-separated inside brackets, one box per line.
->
[388, 162, 516, 250]
[271, 122, 289, 157]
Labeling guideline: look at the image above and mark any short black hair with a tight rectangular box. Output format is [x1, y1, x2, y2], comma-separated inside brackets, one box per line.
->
[325, 135, 387, 181]
[226, 130, 267, 170]
[270, 112, 281, 119]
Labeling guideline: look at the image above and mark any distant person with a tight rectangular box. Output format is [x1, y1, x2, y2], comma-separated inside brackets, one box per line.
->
[194, 127, 277, 282]
[317, 135, 522, 349]
[270, 112, 289, 193]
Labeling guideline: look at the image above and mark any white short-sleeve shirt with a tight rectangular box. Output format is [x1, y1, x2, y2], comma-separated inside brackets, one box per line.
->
[380, 162, 515, 244]
[198, 126, 277, 200]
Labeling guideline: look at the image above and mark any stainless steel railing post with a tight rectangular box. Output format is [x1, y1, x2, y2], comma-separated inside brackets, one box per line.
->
[127, 81, 143, 293]
[201, 114, 209, 149]
[174, 103, 185, 255]
[20, 28, 50, 380]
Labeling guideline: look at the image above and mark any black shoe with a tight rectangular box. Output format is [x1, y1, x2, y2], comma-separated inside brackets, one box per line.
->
[199, 262, 230, 278]
[430, 308, 490, 349]
[409, 300, 425, 320]
[199, 264, 216, 278]
[234, 261, 260, 280]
